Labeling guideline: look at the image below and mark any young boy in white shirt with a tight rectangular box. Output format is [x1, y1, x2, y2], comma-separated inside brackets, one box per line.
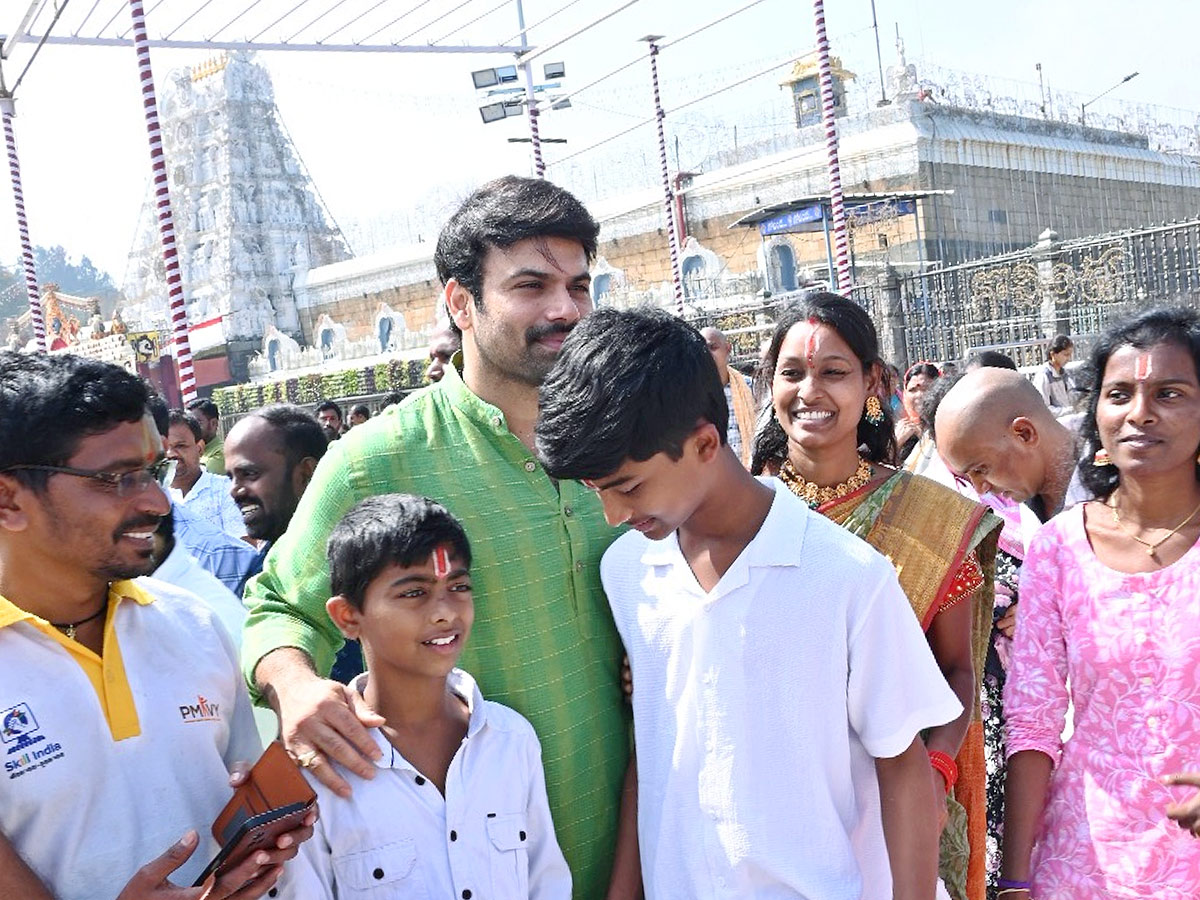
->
[276, 493, 571, 899]
[535, 307, 963, 900]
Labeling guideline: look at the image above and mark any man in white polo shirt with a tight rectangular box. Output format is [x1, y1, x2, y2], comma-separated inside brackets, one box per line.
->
[0, 352, 311, 900]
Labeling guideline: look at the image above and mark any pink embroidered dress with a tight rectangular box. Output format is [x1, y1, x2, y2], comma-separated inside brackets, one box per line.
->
[1006, 503, 1200, 899]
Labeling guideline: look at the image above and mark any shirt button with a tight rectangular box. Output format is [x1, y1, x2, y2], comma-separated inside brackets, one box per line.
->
[524, 460, 537, 472]
[1148, 716, 1159, 727]
[415, 776, 426, 785]
[463, 892, 473, 899]
[564, 506, 574, 517]
[1136, 631, 1148, 643]
[520, 830, 527, 841]
[373, 868, 384, 880]
[491, 416, 503, 428]
[450, 830, 457, 841]
[574, 561, 584, 572]
[1142, 676, 1153, 686]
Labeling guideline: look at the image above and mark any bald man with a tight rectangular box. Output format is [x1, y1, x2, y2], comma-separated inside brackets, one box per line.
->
[701, 326, 756, 467]
[934, 368, 1084, 522]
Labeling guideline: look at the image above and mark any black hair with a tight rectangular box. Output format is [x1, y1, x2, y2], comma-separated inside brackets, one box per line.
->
[316, 399, 342, 421]
[147, 392, 170, 437]
[0, 351, 150, 493]
[968, 349, 1018, 371]
[536, 306, 727, 481]
[921, 372, 963, 440]
[185, 397, 219, 420]
[327, 493, 472, 610]
[435, 176, 599, 336]
[350, 404, 370, 420]
[168, 410, 202, 442]
[1078, 307, 1200, 499]
[903, 361, 941, 387]
[1048, 334, 1074, 357]
[380, 391, 404, 408]
[750, 293, 897, 474]
[244, 404, 328, 469]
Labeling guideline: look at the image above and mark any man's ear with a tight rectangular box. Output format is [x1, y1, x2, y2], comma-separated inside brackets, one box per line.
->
[294, 456, 318, 494]
[326, 595, 361, 640]
[444, 279, 474, 333]
[0, 475, 32, 534]
[1010, 416, 1040, 447]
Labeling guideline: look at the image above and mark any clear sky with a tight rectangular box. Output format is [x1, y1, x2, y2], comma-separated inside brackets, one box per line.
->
[1, 0, 1197, 284]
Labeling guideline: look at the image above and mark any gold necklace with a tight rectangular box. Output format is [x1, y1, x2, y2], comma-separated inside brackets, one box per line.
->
[780, 457, 874, 509]
[1108, 494, 1200, 556]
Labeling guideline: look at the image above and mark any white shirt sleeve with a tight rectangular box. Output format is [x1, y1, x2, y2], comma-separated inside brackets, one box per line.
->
[212, 607, 264, 769]
[846, 559, 963, 759]
[523, 724, 573, 900]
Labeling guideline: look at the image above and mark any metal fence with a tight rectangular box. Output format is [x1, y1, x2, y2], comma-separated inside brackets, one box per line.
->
[892, 219, 1200, 366]
[682, 218, 1200, 375]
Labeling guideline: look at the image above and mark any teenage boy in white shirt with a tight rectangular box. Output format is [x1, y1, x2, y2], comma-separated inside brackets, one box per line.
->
[535, 307, 963, 900]
[277, 493, 571, 899]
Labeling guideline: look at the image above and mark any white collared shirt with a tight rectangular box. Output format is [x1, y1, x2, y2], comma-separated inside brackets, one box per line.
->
[172, 469, 246, 539]
[601, 480, 963, 900]
[277, 668, 571, 900]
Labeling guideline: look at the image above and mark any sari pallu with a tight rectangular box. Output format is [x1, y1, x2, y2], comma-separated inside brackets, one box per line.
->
[820, 470, 1001, 900]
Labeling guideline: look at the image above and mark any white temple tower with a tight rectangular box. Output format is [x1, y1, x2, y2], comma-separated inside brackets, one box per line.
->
[120, 52, 349, 381]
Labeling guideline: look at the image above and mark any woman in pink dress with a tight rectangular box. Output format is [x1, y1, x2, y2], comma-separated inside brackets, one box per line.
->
[1001, 307, 1200, 899]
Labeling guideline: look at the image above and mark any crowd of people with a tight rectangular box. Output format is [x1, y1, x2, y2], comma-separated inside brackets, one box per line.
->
[3, 173, 1200, 900]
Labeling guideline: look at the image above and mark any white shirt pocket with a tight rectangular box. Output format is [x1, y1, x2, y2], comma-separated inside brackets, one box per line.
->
[331, 838, 428, 898]
[486, 813, 530, 897]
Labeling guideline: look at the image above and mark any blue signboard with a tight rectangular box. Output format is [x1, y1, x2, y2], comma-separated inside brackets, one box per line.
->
[758, 198, 917, 236]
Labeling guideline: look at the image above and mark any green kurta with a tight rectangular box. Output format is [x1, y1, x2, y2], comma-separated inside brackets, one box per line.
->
[243, 363, 629, 898]
[200, 432, 225, 475]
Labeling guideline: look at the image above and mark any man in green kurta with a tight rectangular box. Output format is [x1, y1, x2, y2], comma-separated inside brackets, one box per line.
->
[242, 176, 629, 898]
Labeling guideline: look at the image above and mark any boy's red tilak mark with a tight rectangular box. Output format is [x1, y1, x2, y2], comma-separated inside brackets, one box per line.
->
[1135, 353, 1153, 381]
[432, 546, 451, 579]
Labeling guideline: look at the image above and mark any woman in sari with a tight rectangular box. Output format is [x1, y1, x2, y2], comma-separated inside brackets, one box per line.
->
[1001, 308, 1200, 899]
[752, 294, 1001, 900]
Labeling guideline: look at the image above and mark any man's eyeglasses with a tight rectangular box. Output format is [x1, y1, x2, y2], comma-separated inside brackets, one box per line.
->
[1, 459, 177, 497]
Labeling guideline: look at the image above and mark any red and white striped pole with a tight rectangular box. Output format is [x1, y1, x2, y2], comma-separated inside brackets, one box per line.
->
[128, 0, 196, 401]
[1, 95, 46, 352]
[812, 0, 852, 293]
[646, 40, 684, 314]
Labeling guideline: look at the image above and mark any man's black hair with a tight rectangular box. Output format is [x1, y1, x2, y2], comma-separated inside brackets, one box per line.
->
[147, 392, 170, 437]
[380, 391, 404, 408]
[185, 397, 219, 420]
[435, 176, 599, 336]
[350, 403, 370, 420]
[243, 404, 328, 469]
[968, 349, 1018, 371]
[0, 351, 150, 493]
[327, 493, 471, 610]
[168, 410, 202, 442]
[536, 306, 727, 482]
[316, 399, 342, 420]
[1078, 306, 1200, 499]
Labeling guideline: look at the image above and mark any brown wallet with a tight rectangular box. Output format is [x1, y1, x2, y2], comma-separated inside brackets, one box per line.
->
[193, 741, 318, 886]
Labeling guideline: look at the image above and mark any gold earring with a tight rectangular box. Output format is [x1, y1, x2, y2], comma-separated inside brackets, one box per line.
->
[1093, 448, 1113, 467]
[864, 395, 885, 425]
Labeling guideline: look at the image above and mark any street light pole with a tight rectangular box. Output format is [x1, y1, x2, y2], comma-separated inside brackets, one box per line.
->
[515, 0, 545, 178]
[1081, 71, 1138, 125]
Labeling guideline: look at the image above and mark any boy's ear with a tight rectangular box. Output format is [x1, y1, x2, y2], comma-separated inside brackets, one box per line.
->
[326, 595, 361, 639]
[692, 421, 723, 462]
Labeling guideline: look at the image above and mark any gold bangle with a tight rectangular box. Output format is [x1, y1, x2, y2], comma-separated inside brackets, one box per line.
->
[996, 890, 1030, 898]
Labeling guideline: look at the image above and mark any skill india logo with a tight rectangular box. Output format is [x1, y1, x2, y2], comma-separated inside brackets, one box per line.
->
[2, 703, 45, 754]
[179, 695, 221, 724]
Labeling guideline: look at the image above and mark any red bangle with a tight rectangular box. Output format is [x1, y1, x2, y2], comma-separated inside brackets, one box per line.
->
[928, 749, 958, 793]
